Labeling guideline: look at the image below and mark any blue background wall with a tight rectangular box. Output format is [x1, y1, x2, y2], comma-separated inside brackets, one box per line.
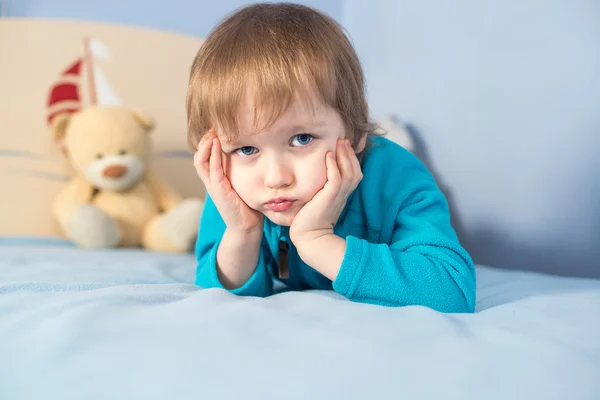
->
[342, 0, 600, 279]
[4, 0, 599, 278]
[4, 0, 344, 36]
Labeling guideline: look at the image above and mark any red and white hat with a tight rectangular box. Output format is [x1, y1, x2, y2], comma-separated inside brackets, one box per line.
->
[46, 59, 83, 129]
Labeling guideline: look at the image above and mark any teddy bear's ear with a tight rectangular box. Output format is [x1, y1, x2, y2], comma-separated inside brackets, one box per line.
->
[131, 110, 155, 133]
[51, 113, 72, 142]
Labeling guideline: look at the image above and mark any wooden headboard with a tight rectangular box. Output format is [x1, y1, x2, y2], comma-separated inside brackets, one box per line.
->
[0, 18, 205, 238]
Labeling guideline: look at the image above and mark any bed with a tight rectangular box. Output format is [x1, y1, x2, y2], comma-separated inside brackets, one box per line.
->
[2, 16, 599, 400]
[1, 239, 599, 399]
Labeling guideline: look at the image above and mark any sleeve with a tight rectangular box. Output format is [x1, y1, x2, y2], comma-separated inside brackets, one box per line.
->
[194, 194, 274, 297]
[332, 169, 476, 313]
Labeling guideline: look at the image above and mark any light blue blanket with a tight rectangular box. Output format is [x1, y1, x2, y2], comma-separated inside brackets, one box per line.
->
[1, 242, 599, 399]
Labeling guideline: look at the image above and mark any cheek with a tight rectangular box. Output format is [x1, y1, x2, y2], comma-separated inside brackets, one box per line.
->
[227, 161, 259, 202]
[299, 152, 328, 196]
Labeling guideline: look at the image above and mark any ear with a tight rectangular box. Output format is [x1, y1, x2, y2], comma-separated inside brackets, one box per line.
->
[51, 113, 72, 142]
[131, 110, 155, 133]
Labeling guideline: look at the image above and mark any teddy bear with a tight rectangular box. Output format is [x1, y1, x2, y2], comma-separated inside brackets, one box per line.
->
[50, 105, 204, 252]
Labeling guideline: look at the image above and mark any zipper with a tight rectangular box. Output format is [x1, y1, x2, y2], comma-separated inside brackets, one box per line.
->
[277, 226, 290, 279]
[278, 240, 289, 279]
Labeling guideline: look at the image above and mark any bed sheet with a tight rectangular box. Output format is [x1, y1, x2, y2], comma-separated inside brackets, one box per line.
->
[1, 242, 599, 400]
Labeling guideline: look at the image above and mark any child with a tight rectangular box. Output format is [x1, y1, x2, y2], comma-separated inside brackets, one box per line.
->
[186, 3, 476, 312]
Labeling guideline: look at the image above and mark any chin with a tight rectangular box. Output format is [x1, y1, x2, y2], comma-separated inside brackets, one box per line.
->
[265, 211, 296, 227]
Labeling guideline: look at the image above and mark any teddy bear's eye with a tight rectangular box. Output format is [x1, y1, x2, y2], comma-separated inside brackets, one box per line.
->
[96, 153, 103, 159]
[119, 149, 127, 155]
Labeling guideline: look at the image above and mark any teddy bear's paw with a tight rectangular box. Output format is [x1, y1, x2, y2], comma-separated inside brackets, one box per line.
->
[160, 199, 204, 251]
[67, 205, 122, 248]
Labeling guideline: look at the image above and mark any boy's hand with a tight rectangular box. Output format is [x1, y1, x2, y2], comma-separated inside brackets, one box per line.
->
[194, 129, 264, 235]
[290, 138, 362, 247]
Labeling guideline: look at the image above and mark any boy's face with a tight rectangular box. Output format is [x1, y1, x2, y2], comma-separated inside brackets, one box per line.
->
[215, 92, 350, 227]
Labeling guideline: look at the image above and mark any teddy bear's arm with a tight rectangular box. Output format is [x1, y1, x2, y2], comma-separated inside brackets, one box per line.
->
[52, 177, 95, 226]
[52, 177, 122, 248]
[145, 171, 184, 212]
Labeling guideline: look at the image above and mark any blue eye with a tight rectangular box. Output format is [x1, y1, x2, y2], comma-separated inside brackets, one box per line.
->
[291, 134, 314, 147]
[235, 146, 258, 156]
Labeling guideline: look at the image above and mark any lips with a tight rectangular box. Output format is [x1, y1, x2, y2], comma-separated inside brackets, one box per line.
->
[266, 198, 295, 212]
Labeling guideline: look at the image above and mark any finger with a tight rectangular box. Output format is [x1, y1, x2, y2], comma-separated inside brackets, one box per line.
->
[221, 147, 229, 176]
[338, 139, 354, 189]
[194, 137, 213, 183]
[196, 129, 215, 151]
[196, 135, 213, 163]
[347, 140, 363, 190]
[333, 139, 352, 202]
[193, 151, 200, 171]
[325, 151, 341, 196]
[209, 138, 225, 185]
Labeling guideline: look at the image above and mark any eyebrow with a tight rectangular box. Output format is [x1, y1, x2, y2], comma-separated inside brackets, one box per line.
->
[284, 119, 328, 134]
[221, 119, 328, 147]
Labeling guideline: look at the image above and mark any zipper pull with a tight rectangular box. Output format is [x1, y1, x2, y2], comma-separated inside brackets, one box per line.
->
[278, 240, 289, 279]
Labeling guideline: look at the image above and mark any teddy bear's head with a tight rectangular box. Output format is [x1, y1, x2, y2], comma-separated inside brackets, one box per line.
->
[52, 106, 155, 191]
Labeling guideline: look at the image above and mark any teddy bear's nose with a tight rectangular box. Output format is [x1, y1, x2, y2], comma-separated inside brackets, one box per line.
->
[103, 165, 128, 178]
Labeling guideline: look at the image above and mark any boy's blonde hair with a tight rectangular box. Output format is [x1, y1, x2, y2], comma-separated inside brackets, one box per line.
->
[186, 2, 377, 152]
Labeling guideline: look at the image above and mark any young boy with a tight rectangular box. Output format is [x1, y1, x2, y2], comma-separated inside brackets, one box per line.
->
[186, 3, 476, 312]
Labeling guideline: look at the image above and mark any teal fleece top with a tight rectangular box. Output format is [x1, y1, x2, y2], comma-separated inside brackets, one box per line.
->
[194, 136, 476, 313]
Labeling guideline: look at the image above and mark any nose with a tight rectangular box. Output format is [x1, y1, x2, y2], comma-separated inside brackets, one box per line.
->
[103, 165, 128, 178]
[263, 157, 293, 189]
